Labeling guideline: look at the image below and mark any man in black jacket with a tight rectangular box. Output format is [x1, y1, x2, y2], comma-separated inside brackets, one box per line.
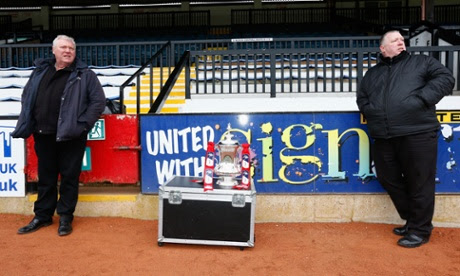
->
[357, 30, 454, 248]
[13, 35, 106, 236]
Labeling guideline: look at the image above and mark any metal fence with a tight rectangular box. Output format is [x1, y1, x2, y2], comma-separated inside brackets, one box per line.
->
[18, 5, 458, 34]
[434, 5, 460, 24]
[119, 42, 172, 114]
[0, 41, 168, 68]
[232, 5, 460, 26]
[184, 46, 460, 98]
[0, 15, 12, 33]
[0, 36, 381, 68]
[50, 11, 211, 32]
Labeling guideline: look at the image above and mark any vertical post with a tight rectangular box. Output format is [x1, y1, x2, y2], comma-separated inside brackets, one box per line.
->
[445, 51, 453, 75]
[41, 6, 50, 31]
[356, 50, 364, 90]
[119, 86, 124, 114]
[186, 52, 191, 99]
[7, 46, 13, 68]
[421, 0, 426, 21]
[136, 75, 141, 114]
[150, 64, 153, 106]
[270, 53, 276, 98]
[116, 45, 120, 66]
[457, 51, 460, 91]
[170, 41, 176, 66]
[425, 0, 435, 22]
[354, 0, 359, 22]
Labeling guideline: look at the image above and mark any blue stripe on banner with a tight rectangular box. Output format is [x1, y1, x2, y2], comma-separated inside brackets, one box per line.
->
[140, 112, 460, 194]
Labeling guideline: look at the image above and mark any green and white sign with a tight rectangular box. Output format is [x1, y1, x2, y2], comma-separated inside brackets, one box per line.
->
[88, 119, 105, 140]
[82, 147, 91, 171]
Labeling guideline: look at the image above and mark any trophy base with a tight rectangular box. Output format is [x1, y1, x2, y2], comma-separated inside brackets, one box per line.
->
[217, 176, 238, 189]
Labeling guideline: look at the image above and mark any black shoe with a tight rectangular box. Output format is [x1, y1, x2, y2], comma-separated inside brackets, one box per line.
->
[393, 224, 409, 236]
[397, 233, 429, 248]
[17, 218, 52, 234]
[58, 220, 73, 236]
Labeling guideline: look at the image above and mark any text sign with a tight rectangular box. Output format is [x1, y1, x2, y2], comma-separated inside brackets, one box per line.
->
[0, 120, 25, 197]
[140, 112, 460, 194]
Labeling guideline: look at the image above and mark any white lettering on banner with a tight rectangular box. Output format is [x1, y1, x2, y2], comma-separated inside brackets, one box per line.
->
[201, 126, 214, 148]
[192, 126, 202, 152]
[156, 159, 175, 182]
[146, 126, 215, 156]
[194, 157, 204, 177]
[180, 158, 194, 175]
[178, 128, 191, 153]
[155, 157, 205, 184]
[173, 129, 179, 153]
[159, 129, 173, 154]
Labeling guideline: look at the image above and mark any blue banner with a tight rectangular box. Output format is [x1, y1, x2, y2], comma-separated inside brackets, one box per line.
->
[140, 112, 460, 194]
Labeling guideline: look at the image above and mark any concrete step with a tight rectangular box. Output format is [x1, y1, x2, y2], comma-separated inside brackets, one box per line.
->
[125, 67, 187, 114]
[3, 192, 459, 225]
[125, 106, 179, 113]
[124, 98, 185, 104]
[140, 79, 186, 85]
[128, 91, 185, 97]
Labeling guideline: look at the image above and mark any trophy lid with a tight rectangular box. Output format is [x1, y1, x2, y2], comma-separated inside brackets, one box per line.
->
[218, 124, 239, 146]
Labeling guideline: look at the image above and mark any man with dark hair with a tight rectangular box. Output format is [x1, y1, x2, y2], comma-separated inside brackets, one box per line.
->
[13, 35, 106, 236]
[357, 30, 454, 248]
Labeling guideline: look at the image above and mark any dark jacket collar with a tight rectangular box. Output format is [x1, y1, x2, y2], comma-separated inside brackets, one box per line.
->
[379, 50, 409, 66]
[34, 57, 87, 71]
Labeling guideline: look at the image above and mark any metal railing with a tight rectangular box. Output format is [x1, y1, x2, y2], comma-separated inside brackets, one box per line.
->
[50, 11, 211, 32]
[434, 5, 460, 24]
[140, 45, 459, 116]
[184, 46, 460, 98]
[335, 7, 422, 26]
[149, 51, 190, 114]
[0, 15, 12, 33]
[186, 48, 377, 97]
[0, 36, 381, 68]
[232, 5, 460, 26]
[119, 42, 172, 114]
[0, 41, 168, 68]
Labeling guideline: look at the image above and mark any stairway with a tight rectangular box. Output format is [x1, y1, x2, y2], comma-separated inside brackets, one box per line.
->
[124, 67, 189, 114]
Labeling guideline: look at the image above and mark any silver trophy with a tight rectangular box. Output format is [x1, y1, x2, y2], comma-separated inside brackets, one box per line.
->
[214, 125, 241, 188]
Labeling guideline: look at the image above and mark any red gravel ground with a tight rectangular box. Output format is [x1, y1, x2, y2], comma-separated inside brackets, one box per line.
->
[1, 214, 460, 275]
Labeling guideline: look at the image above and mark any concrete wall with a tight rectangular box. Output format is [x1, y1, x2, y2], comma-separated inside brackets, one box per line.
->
[3, 94, 459, 225]
[2, 193, 460, 227]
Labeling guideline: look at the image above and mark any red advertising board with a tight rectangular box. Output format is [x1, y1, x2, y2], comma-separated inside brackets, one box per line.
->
[25, 114, 139, 185]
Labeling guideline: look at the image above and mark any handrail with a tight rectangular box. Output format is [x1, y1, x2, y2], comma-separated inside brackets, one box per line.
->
[0, 37, 382, 68]
[149, 51, 190, 114]
[119, 41, 171, 114]
[187, 45, 460, 95]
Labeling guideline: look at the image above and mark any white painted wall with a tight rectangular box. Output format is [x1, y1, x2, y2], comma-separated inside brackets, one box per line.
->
[181, 93, 460, 113]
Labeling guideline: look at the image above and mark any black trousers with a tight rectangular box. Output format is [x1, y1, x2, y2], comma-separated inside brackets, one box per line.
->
[33, 133, 87, 222]
[373, 131, 438, 237]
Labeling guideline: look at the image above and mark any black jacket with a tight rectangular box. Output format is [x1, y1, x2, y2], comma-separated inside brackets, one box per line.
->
[12, 58, 106, 141]
[357, 51, 455, 139]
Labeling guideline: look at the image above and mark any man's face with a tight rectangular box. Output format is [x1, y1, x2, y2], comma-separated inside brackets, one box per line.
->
[380, 31, 406, 58]
[53, 39, 76, 67]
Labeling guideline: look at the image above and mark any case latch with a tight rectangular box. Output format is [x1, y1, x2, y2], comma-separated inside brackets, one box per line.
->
[168, 191, 182, 205]
[232, 194, 246, 208]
